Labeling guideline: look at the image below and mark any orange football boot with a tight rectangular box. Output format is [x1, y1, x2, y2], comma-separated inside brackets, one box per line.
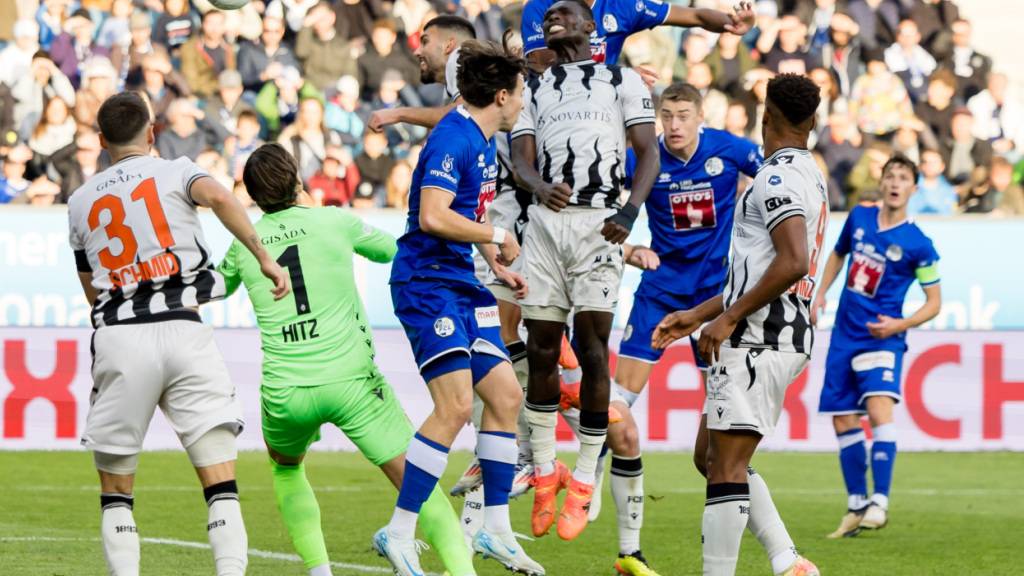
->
[557, 477, 595, 540]
[530, 460, 569, 536]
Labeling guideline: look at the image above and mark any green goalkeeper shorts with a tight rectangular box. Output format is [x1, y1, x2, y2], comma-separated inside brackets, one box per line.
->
[260, 370, 413, 465]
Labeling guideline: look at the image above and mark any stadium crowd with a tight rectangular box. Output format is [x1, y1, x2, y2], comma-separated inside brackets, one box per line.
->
[0, 0, 1020, 215]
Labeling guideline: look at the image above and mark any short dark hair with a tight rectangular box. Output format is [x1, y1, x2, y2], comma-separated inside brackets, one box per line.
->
[243, 143, 300, 213]
[236, 109, 259, 125]
[659, 82, 703, 109]
[765, 73, 820, 127]
[424, 15, 476, 40]
[882, 153, 919, 182]
[456, 40, 526, 108]
[554, 0, 594, 22]
[97, 92, 152, 145]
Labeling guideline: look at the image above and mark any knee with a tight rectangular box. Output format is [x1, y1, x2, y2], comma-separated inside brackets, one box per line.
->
[436, 391, 475, 427]
[490, 380, 523, 415]
[577, 345, 609, 375]
[609, 419, 639, 457]
[527, 337, 560, 368]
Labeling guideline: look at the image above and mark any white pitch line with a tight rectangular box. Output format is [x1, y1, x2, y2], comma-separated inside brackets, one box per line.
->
[17, 485, 370, 493]
[0, 535, 431, 575]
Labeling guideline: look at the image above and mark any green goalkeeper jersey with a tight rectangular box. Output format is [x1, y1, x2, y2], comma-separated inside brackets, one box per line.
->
[218, 206, 396, 388]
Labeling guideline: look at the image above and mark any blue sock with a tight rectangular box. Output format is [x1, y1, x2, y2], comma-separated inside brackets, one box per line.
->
[871, 423, 897, 508]
[477, 430, 516, 533]
[390, 433, 449, 539]
[837, 428, 869, 510]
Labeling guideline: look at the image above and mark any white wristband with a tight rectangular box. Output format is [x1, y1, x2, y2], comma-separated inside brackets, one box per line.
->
[491, 227, 507, 245]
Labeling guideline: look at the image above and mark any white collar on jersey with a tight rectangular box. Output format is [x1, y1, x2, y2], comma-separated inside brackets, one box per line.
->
[764, 146, 809, 163]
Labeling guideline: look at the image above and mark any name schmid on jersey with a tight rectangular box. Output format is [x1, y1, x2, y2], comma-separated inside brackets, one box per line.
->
[723, 148, 829, 354]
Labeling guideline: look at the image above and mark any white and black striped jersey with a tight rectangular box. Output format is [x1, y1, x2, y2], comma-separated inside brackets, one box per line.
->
[511, 59, 655, 209]
[723, 147, 829, 355]
[68, 155, 226, 328]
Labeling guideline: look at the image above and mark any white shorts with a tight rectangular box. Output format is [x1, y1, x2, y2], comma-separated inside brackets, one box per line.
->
[704, 346, 808, 437]
[520, 205, 624, 322]
[83, 320, 244, 455]
[474, 192, 530, 304]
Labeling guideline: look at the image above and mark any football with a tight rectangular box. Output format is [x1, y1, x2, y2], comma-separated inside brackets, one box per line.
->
[207, 0, 248, 10]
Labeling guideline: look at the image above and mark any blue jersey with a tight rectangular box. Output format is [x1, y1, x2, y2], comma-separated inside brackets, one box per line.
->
[390, 107, 498, 285]
[625, 128, 761, 294]
[521, 0, 670, 65]
[831, 205, 941, 350]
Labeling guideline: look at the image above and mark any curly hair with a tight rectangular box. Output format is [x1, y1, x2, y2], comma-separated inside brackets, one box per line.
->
[243, 143, 301, 214]
[456, 40, 526, 108]
[766, 73, 821, 127]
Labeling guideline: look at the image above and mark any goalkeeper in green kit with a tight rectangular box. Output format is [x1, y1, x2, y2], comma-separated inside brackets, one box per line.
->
[218, 143, 476, 576]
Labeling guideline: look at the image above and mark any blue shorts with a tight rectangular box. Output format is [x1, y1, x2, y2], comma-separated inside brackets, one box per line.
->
[618, 282, 722, 367]
[818, 346, 905, 414]
[392, 279, 509, 385]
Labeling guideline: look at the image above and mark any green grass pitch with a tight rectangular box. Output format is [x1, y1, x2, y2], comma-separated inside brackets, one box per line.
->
[2, 451, 1020, 575]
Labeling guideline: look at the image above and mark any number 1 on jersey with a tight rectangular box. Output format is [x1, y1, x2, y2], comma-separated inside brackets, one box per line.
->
[276, 245, 310, 315]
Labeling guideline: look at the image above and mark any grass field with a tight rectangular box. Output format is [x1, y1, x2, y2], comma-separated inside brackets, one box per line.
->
[2, 450, 1020, 575]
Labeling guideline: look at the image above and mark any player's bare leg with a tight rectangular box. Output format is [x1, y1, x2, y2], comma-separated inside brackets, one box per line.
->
[613, 356, 655, 405]
[829, 413, 869, 538]
[524, 318, 570, 537]
[96, 467, 139, 576]
[605, 402, 660, 576]
[861, 396, 897, 530]
[703, 430, 760, 576]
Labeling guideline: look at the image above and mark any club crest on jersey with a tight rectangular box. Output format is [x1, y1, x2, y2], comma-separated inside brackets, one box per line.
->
[623, 324, 633, 341]
[603, 14, 618, 32]
[704, 157, 724, 176]
[854, 227, 864, 241]
[768, 174, 783, 186]
[886, 244, 903, 262]
[434, 317, 455, 337]
[635, 0, 644, 11]
[442, 154, 454, 173]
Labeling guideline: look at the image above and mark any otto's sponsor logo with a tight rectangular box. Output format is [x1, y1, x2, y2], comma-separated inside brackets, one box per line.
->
[670, 189, 717, 231]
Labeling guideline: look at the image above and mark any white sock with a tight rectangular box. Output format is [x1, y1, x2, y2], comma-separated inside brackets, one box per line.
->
[525, 400, 558, 475]
[483, 503, 512, 534]
[100, 493, 139, 576]
[205, 483, 248, 576]
[610, 455, 643, 555]
[388, 508, 419, 540]
[461, 487, 485, 551]
[309, 564, 333, 576]
[573, 410, 608, 484]
[871, 493, 890, 510]
[747, 468, 798, 575]
[703, 483, 749, 576]
[613, 379, 640, 407]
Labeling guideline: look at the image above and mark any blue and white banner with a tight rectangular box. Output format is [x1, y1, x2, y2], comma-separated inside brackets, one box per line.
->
[0, 206, 1019, 330]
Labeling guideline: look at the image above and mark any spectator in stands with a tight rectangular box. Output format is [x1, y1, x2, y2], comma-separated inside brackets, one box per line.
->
[811, 148, 845, 209]
[351, 183, 378, 209]
[892, 120, 927, 166]
[181, 9, 235, 99]
[968, 72, 1023, 157]
[225, 109, 262, 180]
[705, 30, 755, 99]
[28, 97, 76, 166]
[808, 67, 841, 138]
[136, 51, 191, 128]
[816, 111, 862, 207]
[334, 0, 383, 43]
[12, 51, 76, 136]
[205, 69, 254, 143]
[738, 67, 773, 145]
[0, 20, 40, 88]
[73, 57, 118, 130]
[909, 148, 956, 215]
[884, 19, 936, 102]
[51, 127, 104, 202]
[0, 85, 16, 148]
[17, 176, 61, 206]
[908, 0, 959, 60]
[157, 98, 213, 161]
[915, 68, 957, 146]
[278, 96, 339, 183]
[96, 0, 133, 50]
[457, 0, 503, 43]
[850, 49, 912, 140]
[817, 11, 861, 98]
[196, 147, 233, 188]
[237, 15, 299, 94]
[621, 30, 676, 89]
[942, 108, 991, 190]
[308, 143, 358, 206]
[976, 156, 1024, 216]
[120, 11, 160, 84]
[392, 0, 432, 41]
[295, 2, 358, 93]
[758, 15, 814, 75]
[370, 68, 426, 150]
[385, 158, 412, 209]
[51, 9, 110, 89]
[847, 140, 892, 205]
[325, 74, 369, 149]
[724, 101, 750, 139]
[354, 129, 393, 206]
[674, 32, 711, 85]
[942, 18, 990, 101]
[687, 62, 728, 130]
[153, 0, 196, 54]
[255, 65, 321, 139]
[0, 145, 32, 203]
[275, 0, 321, 36]
[358, 18, 419, 100]
[846, 0, 900, 53]
[37, 0, 69, 52]
[806, 0, 837, 54]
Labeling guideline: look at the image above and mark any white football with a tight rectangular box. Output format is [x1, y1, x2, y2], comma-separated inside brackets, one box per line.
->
[208, 0, 249, 10]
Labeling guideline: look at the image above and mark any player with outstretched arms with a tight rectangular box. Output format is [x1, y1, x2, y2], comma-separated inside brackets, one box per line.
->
[373, 41, 544, 576]
[812, 154, 942, 538]
[653, 74, 826, 576]
[510, 0, 659, 543]
[67, 92, 290, 576]
[216, 143, 476, 576]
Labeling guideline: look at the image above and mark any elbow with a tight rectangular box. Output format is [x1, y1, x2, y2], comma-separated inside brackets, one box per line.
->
[786, 259, 809, 283]
[418, 211, 439, 235]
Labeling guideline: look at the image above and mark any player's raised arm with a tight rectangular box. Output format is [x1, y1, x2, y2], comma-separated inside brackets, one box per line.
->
[665, 1, 755, 35]
[344, 212, 398, 263]
[190, 176, 290, 300]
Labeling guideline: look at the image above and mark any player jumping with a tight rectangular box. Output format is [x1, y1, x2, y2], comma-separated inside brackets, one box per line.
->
[217, 143, 476, 576]
[374, 41, 544, 576]
[812, 154, 942, 538]
[510, 0, 659, 542]
[68, 91, 290, 576]
[653, 74, 826, 576]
